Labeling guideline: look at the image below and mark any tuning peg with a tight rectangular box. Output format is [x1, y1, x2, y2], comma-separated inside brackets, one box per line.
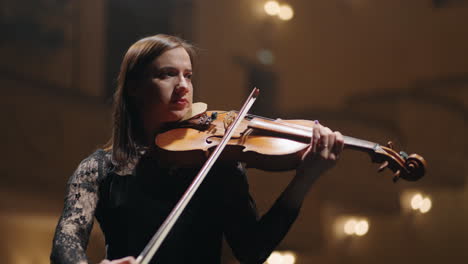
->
[393, 170, 401, 183]
[378, 161, 389, 172]
[387, 141, 394, 149]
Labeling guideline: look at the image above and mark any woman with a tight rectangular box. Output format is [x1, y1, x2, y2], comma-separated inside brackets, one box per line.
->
[50, 34, 344, 264]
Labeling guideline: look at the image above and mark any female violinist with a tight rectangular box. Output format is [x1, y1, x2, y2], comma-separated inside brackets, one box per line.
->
[50, 34, 344, 264]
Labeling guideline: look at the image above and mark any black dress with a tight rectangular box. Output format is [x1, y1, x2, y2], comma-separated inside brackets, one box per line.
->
[50, 149, 300, 264]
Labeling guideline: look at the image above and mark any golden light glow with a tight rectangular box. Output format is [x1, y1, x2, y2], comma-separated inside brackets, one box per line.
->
[340, 217, 369, 236]
[278, 4, 294, 20]
[400, 190, 433, 215]
[264, 1, 280, 16]
[266, 251, 296, 264]
[355, 220, 369, 236]
[344, 219, 357, 235]
[408, 192, 432, 213]
[420, 198, 432, 213]
[267, 252, 282, 263]
[410, 193, 423, 210]
[282, 252, 296, 264]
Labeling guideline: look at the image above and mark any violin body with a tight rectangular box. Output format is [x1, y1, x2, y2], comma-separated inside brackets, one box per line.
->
[155, 110, 426, 181]
[155, 111, 312, 171]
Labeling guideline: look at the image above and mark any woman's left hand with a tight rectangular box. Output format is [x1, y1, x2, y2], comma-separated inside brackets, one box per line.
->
[296, 121, 344, 177]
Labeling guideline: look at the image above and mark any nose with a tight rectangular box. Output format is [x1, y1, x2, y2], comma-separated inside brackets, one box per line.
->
[178, 74, 188, 88]
[175, 74, 189, 96]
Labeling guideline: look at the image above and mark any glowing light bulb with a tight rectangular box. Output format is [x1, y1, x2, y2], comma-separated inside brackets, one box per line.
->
[344, 219, 357, 235]
[282, 252, 296, 264]
[411, 193, 423, 210]
[355, 220, 369, 236]
[278, 4, 294, 20]
[266, 251, 296, 264]
[264, 1, 280, 16]
[419, 197, 432, 213]
[266, 252, 282, 264]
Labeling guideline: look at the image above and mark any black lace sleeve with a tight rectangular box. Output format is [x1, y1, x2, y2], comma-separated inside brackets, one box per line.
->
[50, 151, 105, 264]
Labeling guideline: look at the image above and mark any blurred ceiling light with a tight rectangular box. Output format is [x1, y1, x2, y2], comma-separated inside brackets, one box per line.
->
[339, 217, 370, 237]
[278, 4, 294, 20]
[266, 251, 296, 264]
[406, 192, 432, 214]
[410, 193, 424, 210]
[344, 219, 357, 235]
[419, 197, 432, 213]
[256, 49, 274, 65]
[264, 1, 281, 16]
[267, 252, 282, 264]
[282, 252, 296, 264]
[355, 220, 369, 236]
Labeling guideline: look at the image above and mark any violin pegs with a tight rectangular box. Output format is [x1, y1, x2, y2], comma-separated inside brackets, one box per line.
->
[393, 170, 401, 183]
[387, 141, 394, 149]
[378, 161, 389, 172]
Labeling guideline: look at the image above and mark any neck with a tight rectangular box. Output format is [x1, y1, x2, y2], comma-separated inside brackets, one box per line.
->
[139, 116, 163, 147]
[248, 117, 380, 153]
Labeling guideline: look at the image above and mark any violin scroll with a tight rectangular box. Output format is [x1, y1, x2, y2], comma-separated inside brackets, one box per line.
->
[373, 141, 426, 182]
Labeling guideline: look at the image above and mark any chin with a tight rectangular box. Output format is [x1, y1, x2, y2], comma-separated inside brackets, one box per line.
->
[166, 108, 189, 122]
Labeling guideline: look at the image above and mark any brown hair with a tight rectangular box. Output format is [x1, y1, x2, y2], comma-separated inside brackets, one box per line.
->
[105, 34, 196, 167]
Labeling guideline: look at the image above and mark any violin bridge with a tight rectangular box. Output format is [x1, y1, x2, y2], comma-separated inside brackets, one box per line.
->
[224, 111, 237, 130]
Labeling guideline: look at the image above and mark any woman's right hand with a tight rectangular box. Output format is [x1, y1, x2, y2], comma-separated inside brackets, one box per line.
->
[99, 256, 136, 264]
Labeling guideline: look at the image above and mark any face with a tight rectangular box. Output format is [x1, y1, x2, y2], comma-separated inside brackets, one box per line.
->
[134, 46, 193, 127]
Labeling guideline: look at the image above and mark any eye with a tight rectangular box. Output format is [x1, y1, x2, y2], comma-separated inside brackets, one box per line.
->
[156, 68, 178, 79]
[167, 71, 178, 77]
[156, 71, 168, 79]
[185, 73, 193, 80]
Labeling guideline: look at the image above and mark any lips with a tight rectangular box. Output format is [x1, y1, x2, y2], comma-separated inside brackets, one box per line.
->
[171, 97, 188, 104]
[170, 98, 188, 108]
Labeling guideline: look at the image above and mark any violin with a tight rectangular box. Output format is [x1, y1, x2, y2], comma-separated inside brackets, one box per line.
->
[138, 88, 426, 264]
[155, 108, 426, 183]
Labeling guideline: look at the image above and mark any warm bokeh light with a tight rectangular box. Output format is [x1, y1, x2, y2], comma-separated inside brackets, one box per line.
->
[278, 4, 294, 20]
[406, 192, 432, 214]
[282, 252, 296, 264]
[266, 251, 296, 264]
[267, 252, 282, 263]
[340, 217, 369, 237]
[355, 220, 369, 236]
[264, 1, 280, 16]
[344, 219, 357, 235]
[410, 193, 423, 210]
[420, 198, 432, 213]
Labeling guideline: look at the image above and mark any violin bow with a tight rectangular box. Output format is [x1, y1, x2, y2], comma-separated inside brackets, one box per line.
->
[136, 88, 260, 264]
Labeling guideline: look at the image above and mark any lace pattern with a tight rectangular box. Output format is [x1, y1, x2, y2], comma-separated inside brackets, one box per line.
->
[50, 151, 105, 264]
